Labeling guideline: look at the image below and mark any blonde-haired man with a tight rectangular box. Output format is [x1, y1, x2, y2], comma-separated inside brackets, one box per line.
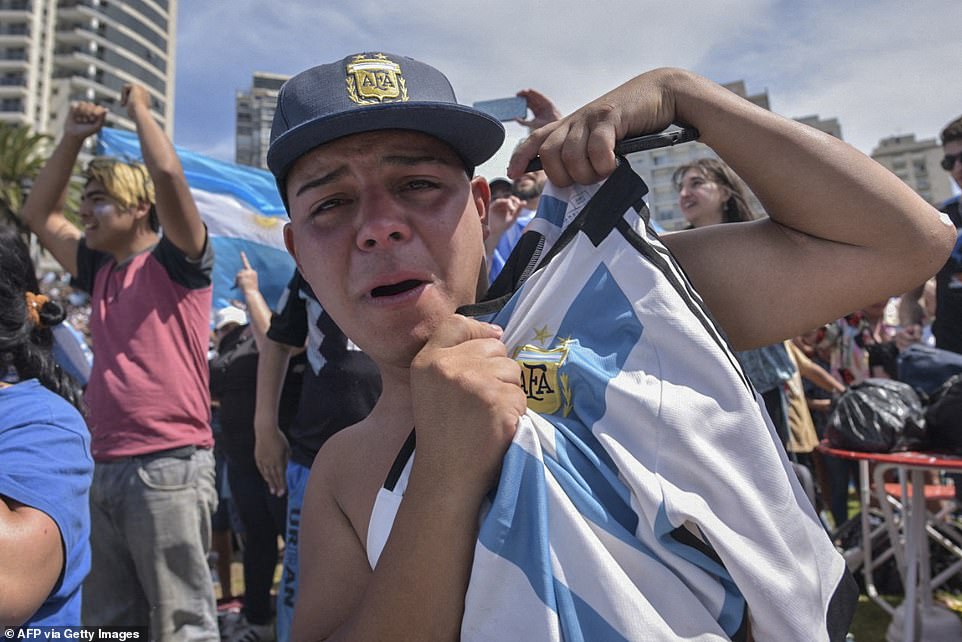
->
[23, 85, 218, 639]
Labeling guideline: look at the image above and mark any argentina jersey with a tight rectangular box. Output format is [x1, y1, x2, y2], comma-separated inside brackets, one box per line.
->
[451, 162, 856, 641]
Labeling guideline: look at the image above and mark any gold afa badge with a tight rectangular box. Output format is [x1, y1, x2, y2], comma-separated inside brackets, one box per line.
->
[515, 342, 573, 416]
[346, 53, 409, 105]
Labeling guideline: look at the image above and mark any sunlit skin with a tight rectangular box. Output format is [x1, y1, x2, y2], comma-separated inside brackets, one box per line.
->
[944, 139, 962, 189]
[677, 168, 731, 228]
[282, 130, 491, 371]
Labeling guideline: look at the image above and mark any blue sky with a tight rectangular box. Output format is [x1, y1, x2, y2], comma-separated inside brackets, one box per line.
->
[173, 0, 961, 180]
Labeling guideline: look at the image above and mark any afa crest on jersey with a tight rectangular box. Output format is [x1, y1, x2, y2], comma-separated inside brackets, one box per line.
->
[514, 338, 573, 417]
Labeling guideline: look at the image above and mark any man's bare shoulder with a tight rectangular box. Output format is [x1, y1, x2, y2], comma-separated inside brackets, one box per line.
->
[311, 410, 413, 547]
[314, 415, 396, 477]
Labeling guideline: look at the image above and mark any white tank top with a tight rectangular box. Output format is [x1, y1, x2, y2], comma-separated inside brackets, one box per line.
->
[366, 431, 414, 569]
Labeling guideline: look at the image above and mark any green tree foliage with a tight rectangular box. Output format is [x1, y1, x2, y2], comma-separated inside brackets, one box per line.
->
[0, 122, 50, 233]
[0, 123, 81, 235]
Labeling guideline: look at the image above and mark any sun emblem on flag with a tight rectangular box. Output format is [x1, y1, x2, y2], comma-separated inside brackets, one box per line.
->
[251, 213, 282, 229]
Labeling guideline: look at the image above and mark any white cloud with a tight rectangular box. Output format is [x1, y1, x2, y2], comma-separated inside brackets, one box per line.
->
[173, 0, 962, 163]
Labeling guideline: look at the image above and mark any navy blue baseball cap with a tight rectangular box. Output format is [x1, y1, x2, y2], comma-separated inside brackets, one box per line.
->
[267, 52, 506, 198]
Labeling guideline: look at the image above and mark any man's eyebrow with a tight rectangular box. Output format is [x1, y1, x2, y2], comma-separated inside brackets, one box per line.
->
[81, 189, 109, 199]
[294, 166, 348, 198]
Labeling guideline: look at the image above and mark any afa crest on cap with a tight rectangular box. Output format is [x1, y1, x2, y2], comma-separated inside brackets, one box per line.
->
[346, 53, 409, 105]
[267, 51, 505, 190]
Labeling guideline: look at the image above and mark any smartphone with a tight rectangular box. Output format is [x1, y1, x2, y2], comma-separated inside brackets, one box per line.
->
[473, 96, 528, 122]
[524, 126, 701, 172]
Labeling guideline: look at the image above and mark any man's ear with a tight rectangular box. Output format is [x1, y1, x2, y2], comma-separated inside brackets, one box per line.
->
[283, 223, 303, 272]
[471, 176, 492, 238]
[131, 200, 151, 221]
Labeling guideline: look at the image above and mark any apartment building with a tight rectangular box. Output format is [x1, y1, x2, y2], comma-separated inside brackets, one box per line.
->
[871, 134, 955, 207]
[235, 71, 287, 169]
[0, 0, 176, 136]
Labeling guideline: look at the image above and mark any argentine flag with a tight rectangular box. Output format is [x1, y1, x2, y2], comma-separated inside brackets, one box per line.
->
[97, 128, 295, 317]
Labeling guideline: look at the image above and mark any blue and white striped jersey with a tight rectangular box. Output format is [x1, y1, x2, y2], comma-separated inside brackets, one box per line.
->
[372, 162, 856, 641]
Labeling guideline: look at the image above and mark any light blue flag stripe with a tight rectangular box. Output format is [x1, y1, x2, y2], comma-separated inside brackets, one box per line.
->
[479, 442, 631, 642]
[97, 128, 285, 216]
[96, 128, 295, 316]
[537, 194, 569, 228]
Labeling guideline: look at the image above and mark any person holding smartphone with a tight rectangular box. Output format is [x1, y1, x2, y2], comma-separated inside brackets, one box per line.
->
[485, 89, 562, 282]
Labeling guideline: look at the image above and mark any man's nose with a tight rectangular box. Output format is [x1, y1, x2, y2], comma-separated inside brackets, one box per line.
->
[356, 199, 412, 250]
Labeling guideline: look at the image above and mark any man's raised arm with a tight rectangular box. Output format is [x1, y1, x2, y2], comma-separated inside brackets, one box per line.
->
[510, 68, 956, 350]
[20, 104, 105, 277]
[122, 83, 206, 259]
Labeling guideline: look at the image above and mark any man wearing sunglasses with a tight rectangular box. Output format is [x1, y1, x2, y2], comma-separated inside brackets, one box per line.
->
[902, 116, 962, 355]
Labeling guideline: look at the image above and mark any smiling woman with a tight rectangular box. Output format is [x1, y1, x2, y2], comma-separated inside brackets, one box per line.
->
[673, 157, 755, 228]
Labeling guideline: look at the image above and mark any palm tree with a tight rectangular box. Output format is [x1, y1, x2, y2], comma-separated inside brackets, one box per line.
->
[0, 122, 83, 239]
[0, 122, 52, 234]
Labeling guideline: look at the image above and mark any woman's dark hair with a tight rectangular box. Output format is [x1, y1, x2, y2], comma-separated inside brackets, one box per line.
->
[941, 115, 962, 146]
[0, 225, 84, 410]
[672, 157, 757, 224]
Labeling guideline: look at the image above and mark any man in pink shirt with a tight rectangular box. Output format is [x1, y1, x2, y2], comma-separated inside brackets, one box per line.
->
[23, 84, 218, 640]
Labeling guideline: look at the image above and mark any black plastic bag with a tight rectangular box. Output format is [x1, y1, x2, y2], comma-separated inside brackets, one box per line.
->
[826, 379, 926, 452]
[925, 373, 962, 454]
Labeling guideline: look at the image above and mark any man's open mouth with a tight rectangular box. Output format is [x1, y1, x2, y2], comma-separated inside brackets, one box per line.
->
[371, 280, 424, 298]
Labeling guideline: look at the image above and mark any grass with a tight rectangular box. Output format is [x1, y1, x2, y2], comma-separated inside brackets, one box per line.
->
[851, 595, 900, 640]
[842, 497, 962, 640]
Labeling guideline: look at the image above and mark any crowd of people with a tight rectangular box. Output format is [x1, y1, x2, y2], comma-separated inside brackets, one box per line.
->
[1, 50, 960, 642]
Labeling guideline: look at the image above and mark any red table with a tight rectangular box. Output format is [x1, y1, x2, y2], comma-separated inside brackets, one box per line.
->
[817, 443, 962, 641]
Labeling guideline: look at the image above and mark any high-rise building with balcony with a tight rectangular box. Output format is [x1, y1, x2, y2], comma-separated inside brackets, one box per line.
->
[0, 0, 176, 136]
[235, 71, 287, 169]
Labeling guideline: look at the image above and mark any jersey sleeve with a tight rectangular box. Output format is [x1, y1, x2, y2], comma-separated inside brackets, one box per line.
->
[267, 270, 309, 347]
[72, 239, 111, 294]
[152, 230, 214, 289]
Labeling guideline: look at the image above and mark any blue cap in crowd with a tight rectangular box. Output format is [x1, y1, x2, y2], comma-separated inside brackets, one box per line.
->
[267, 52, 506, 198]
